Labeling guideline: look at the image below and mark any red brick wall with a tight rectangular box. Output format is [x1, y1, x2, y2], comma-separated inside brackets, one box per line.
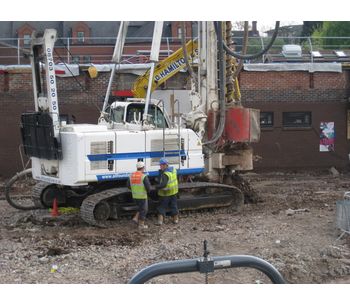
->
[0, 41, 184, 65]
[71, 21, 91, 44]
[240, 70, 350, 171]
[50, 42, 184, 64]
[17, 23, 35, 47]
[8, 72, 33, 92]
[171, 21, 192, 39]
[0, 71, 105, 178]
[240, 71, 348, 90]
[240, 71, 309, 90]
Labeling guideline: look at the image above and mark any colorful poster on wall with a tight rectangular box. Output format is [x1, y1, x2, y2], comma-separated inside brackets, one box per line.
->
[320, 122, 335, 152]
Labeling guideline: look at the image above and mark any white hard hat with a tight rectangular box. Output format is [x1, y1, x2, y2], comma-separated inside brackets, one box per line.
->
[136, 161, 145, 169]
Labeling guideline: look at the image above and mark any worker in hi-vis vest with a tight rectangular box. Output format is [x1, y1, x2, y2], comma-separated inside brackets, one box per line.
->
[127, 161, 151, 229]
[155, 158, 179, 225]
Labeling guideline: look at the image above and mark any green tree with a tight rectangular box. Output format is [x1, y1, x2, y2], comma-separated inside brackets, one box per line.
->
[312, 21, 350, 49]
[301, 21, 323, 37]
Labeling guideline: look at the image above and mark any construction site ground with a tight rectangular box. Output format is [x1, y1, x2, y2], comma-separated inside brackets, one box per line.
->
[0, 171, 350, 284]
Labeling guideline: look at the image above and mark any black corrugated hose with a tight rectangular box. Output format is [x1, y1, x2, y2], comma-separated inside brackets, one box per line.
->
[217, 21, 280, 60]
[5, 168, 38, 210]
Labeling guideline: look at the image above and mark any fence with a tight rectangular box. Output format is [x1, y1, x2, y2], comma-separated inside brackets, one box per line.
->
[0, 36, 181, 65]
[232, 36, 350, 63]
[1, 35, 350, 65]
[336, 192, 350, 239]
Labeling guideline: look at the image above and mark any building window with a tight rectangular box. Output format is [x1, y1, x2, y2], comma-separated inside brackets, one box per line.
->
[260, 112, 274, 128]
[177, 27, 186, 39]
[23, 34, 31, 46]
[77, 31, 85, 43]
[283, 112, 312, 127]
[72, 56, 80, 64]
[83, 55, 91, 63]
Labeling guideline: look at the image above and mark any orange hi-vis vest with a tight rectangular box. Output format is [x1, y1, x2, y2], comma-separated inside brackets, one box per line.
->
[130, 171, 147, 200]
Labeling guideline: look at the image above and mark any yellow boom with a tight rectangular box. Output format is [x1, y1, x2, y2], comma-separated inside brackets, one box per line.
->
[132, 40, 198, 98]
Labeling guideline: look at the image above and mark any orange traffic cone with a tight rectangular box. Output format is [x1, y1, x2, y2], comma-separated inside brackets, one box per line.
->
[51, 198, 59, 217]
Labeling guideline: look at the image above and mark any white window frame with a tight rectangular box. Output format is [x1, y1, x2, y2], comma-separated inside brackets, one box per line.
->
[23, 34, 31, 46]
[77, 31, 85, 43]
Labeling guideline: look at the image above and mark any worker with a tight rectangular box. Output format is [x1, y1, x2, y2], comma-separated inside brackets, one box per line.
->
[127, 161, 151, 229]
[155, 158, 179, 225]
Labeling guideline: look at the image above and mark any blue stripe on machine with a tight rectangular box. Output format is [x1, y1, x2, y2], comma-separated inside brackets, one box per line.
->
[88, 150, 186, 161]
[96, 167, 204, 181]
[147, 168, 205, 176]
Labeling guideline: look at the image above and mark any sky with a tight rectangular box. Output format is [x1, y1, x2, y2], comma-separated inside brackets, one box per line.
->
[231, 21, 303, 35]
[257, 21, 303, 33]
[1, 0, 349, 21]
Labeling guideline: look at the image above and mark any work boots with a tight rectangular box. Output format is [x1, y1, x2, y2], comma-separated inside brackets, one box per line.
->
[138, 220, 148, 229]
[156, 214, 164, 226]
[172, 214, 179, 224]
[132, 212, 139, 225]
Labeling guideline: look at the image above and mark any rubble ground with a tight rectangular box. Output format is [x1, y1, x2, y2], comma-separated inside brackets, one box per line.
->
[0, 171, 349, 284]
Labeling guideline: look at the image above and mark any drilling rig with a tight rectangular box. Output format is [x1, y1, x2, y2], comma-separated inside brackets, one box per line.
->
[6, 21, 279, 225]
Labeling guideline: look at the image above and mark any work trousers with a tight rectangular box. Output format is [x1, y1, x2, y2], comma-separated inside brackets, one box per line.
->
[134, 199, 148, 220]
[157, 195, 178, 217]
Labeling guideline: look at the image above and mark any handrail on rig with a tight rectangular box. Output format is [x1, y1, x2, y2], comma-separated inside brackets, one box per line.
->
[128, 254, 286, 284]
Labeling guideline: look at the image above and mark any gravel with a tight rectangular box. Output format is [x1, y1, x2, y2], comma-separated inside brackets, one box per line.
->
[0, 171, 349, 284]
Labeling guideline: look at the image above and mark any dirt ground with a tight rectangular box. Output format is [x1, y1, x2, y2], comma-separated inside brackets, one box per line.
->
[0, 171, 350, 284]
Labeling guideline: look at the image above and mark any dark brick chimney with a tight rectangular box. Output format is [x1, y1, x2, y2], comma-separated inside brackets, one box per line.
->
[252, 21, 257, 33]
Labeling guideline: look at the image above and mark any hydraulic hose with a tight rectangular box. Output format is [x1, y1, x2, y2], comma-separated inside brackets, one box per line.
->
[203, 21, 279, 145]
[203, 21, 226, 145]
[232, 21, 249, 80]
[215, 21, 280, 60]
[5, 168, 38, 210]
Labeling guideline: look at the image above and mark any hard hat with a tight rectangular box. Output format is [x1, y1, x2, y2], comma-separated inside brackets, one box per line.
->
[159, 158, 168, 165]
[136, 161, 145, 169]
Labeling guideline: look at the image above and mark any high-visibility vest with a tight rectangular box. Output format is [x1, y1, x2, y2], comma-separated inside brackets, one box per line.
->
[158, 167, 178, 197]
[130, 171, 147, 200]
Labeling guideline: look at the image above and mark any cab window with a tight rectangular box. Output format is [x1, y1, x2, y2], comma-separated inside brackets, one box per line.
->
[111, 105, 125, 123]
[126, 104, 168, 128]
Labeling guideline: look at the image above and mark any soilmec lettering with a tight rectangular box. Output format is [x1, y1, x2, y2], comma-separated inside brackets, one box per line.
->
[46, 48, 58, 111]
[47, 48, 54, 71]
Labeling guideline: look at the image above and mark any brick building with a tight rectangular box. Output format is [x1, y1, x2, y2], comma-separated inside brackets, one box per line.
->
[1, 64, 350, 177]
[0, 21, 195, 65]
[240, 66, 350, 170]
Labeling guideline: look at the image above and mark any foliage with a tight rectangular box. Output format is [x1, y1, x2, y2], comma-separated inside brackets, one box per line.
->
[312, 21, 350, 49]
[301, 21, 323, 37]
[232, 21, 249, 31]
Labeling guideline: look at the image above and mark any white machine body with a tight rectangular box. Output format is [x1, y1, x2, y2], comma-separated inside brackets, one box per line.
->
[32, 101, 204, 186]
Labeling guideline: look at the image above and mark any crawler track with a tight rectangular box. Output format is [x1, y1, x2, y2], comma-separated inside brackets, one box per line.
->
[79, 182, 244, 226]
[6, 169, 244, 226]
[80, 187, 130, 226]
[32, 182, 52, 208]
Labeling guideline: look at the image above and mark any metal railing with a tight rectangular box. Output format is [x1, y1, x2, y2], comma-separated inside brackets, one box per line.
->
[232, 36, 350, 63]
[128, 254, 286, 284]
[0, 36, 185, 65]
[1, 36, 350, 65]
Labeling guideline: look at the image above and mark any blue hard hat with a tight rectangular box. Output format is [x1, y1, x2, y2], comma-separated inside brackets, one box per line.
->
[159, 157, 168, 165]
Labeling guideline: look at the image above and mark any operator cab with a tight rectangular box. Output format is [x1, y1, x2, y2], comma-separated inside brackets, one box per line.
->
[106, 98, 171, 130]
